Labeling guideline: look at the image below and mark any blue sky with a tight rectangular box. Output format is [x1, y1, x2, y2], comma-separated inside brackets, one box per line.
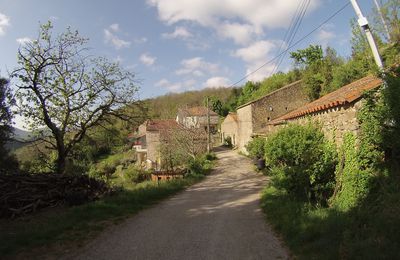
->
[0, 0, 377, 127]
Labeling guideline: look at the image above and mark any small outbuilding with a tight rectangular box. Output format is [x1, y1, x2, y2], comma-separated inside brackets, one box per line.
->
[220, 112, 239, 147]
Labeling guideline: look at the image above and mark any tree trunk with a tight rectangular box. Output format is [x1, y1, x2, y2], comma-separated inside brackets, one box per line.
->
[56, 154, 66, 174]
[55, 138, 67, 174]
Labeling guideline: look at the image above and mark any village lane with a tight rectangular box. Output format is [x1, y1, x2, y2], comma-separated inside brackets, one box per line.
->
[68, 148, 289, 260]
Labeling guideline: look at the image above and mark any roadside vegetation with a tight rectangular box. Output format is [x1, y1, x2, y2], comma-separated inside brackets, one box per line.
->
[0, 175, 203, 257]
[245, 2, 400, 257]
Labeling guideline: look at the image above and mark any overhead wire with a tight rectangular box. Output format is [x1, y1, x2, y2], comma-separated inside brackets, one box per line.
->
[272, 0, 311, 75]
[270, 0, 309, 76]
[228, 2, 350, 88]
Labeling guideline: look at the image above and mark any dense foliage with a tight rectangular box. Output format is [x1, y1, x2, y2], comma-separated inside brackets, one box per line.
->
[245, 137, 266, 159]
[264, 123, 337, 205]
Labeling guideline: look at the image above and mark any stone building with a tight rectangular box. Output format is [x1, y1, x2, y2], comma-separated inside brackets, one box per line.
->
[255, 75, 383, 145]
[220, 112, 239, 147]
[176, 106, 219, 133]
[236, 80, 309, 152]
[130, 119, 178, 169]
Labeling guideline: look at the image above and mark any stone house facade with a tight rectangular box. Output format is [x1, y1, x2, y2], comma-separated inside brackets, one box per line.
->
[236, 80, 309, 152]
[255, 75, 383, 145]
[220, 112, 239, 147]
[130, 119, 178, 169]
[176, 106, 219, 133]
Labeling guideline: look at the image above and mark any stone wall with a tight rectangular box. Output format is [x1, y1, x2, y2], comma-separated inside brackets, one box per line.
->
[236, 80, 309, 153]
[146, 131, 161, 166]
[251, 81, 309, 132]
[237, 105, 253, 153]
[221, 114, 239, 146]
[268, 100, 362, 146]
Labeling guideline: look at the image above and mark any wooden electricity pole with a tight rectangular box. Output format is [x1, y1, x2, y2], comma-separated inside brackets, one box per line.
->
[206, 97, 211, 153]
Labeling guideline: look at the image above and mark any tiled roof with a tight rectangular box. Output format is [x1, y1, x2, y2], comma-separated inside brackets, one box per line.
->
[236, 80, 302, 109]
[146, 119, 178, 131]
[268, 75, 383, 126]
[179, 106, 218, 116]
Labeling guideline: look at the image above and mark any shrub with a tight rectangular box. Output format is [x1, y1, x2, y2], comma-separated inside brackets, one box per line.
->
[186, 155, 215, 176]
[204, 152, 217, 161]
[123, 164, 150, 183]
[223, 136, 232, 147]
[246, 137, 266, 159]
[264, 123, 337, 205]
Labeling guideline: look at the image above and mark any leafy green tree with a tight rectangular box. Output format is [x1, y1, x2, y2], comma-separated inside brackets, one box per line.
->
[290, 45, 323, 67]
[237, 81, 260, 106]
[291, 45, 342, 100]
[11, 22, 139, 174]
[372, 0, 400, 43]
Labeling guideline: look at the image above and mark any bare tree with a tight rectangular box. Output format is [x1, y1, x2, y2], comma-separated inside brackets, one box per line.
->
[11, 22, 139, 174]
[159, 126, 207, 171]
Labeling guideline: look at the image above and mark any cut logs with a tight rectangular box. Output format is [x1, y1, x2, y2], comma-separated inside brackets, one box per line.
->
[0, 173, 112, 218]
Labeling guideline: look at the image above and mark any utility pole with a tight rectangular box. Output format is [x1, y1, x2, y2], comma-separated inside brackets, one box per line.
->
[349, 0, 383, 70]
[349, 0, 384, 69]
[206, 97, 211, 153]
[373, 0, 391, 42]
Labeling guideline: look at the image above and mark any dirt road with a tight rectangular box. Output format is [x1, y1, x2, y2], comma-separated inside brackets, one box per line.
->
[69, 148, 288, 260]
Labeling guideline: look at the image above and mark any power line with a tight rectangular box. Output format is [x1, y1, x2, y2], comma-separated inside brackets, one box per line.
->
[272, 0, 311, 75]
[229, 2, 351, 88]
[270, 0, 308, 76]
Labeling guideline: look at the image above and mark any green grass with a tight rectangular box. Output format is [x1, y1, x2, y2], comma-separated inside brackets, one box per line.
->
[261, 179, 400, 259]
[0, 175, 203, 257]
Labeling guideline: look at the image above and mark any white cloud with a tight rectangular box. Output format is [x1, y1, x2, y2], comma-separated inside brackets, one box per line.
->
[155, 79, 170, 87]
[234, 40, 277, 63]
[162, 26, 193, 39]
[217, 22, 261, 45]
[317, 29, 335, 43]
[16, 37, 33, 45]
[155, 78, 182, 92]
[104, 24, 131, 50]
[109, 23, 120, 32]
[134, 37, 148, 44]
[0, 12, 10, 36]
[233, 40, 279, 82]
[155, 78, 198, 92]
[204, 76, 230, 88]
[140, 53, 156, 66]
[175, 57, 219, 77]
[148, 0, 320, 44]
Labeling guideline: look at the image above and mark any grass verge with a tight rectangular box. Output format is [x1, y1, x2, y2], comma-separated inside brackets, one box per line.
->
[0, 175, 203, 258]
[261, 181, 400, 259]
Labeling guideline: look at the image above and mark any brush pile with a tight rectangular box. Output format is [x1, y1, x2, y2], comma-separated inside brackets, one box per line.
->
[0, 173, 112, 218]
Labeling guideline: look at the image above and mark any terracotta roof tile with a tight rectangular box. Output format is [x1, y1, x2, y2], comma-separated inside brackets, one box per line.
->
[268, 75, 382, 126]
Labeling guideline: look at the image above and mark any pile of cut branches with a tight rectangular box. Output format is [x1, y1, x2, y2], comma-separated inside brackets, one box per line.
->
[0, 173, 112, 218]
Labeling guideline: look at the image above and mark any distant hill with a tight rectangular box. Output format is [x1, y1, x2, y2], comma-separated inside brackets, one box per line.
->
[144, 87, 241, 119]
[11, 127, 34, 141]
[6, 127, 35, 151]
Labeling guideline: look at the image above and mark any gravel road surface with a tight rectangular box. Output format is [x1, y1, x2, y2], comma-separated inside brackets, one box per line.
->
[68, 148, 289, 260]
